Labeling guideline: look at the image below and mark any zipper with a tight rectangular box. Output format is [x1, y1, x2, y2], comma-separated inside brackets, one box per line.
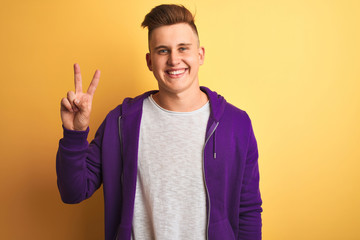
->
[114, 116, 123, 240]
[118, 116, 124, 185]
[203, 121, 219, 240]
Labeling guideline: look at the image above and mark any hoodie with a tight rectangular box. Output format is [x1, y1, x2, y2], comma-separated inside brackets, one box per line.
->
[56, 86, 262, 240]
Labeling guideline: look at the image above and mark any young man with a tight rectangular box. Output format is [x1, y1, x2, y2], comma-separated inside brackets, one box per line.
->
[57, 4, 262, 240]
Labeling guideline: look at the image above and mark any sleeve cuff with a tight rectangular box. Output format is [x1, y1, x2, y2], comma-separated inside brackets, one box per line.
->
[60, 125, 89, 148]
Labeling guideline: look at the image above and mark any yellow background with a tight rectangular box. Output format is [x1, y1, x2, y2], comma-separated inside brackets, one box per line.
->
[1, 0, 359, 239]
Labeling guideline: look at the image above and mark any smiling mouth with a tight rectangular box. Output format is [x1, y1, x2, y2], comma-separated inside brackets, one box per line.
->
[166, 68, 187, 78]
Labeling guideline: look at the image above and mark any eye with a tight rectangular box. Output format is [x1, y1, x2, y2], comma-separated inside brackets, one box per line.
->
[158, 49, 168, 54]
[179, 47, 188, 52]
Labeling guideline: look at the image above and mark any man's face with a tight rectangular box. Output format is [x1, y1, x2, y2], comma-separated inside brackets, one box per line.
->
[146, 23, 205, 95]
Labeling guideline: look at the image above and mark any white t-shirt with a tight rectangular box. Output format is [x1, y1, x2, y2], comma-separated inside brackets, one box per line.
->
[131, 95, 210, 240]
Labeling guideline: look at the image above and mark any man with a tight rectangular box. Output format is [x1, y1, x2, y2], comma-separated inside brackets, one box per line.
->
[57, 4, 262, 240]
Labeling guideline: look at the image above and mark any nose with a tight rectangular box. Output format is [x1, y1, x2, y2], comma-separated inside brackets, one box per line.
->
[167, 51, 180, 66]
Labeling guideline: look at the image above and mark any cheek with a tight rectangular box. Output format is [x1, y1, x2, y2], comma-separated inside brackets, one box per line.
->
[152, 56, 166, 68]
[183, 54, 197, 66]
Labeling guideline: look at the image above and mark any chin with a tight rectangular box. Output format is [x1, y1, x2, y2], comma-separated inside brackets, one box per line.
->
[161, 82, 196, 95]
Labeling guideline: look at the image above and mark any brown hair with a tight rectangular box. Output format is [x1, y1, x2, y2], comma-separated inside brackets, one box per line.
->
[141, 4, 199, 41]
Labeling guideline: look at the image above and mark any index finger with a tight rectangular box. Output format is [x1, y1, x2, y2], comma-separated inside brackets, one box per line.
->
[87, 69, 101, 96]
[74, 63, 83, 94]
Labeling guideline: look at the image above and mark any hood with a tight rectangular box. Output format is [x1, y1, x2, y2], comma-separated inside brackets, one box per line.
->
[200, 86, 227, 160]
[200, 86, 227, 123]
[121, 87, 227, 121]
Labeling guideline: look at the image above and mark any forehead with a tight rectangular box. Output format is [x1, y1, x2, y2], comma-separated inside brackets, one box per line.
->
[149, 23, 198, 49]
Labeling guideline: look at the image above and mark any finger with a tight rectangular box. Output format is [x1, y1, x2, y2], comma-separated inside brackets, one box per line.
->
[67, 91, 79, 112]
[73, 98, 82, 110]
[87, 69, 100, 96]
[74, 63, 83, 94]
[61, 97, 73, 112]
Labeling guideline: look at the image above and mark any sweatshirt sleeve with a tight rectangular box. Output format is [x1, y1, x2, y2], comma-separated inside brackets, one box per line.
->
[238, 116, 263, 239]
[56, 121, 105, 204]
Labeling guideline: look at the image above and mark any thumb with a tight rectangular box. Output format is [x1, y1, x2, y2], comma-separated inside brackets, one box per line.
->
[73, 99, 81, 112]
[73, 96, 91, 113]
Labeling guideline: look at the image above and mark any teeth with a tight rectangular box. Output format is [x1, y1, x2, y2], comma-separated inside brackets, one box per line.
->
[168, 69, 185, 75]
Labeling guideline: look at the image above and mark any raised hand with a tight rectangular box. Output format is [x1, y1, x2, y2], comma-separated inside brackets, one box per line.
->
[61, 63, 100, 131]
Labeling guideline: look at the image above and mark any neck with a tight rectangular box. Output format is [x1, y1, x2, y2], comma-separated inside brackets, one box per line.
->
[153, 86, 208, 112]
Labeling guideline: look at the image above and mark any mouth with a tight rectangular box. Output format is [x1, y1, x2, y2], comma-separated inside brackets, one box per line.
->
[165, 68, 188, 78]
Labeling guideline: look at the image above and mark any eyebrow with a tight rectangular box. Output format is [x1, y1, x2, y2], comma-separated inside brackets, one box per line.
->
[154, 43, 192, 51]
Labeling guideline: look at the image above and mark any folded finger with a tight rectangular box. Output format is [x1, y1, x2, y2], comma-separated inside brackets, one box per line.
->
[67, 91, 79, 112]
[61, 97, 73, 112]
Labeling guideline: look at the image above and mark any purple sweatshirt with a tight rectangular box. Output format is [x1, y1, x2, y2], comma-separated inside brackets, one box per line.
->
[56, 86, 262, 240]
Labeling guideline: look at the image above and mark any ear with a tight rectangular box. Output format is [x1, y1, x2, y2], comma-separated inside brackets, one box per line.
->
[146, 53, 152, 71]
[198, 47, 205, 66]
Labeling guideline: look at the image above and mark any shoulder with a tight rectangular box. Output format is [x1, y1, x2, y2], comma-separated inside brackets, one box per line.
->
[219, 102, 257, 148]
[104, 90, 157, 120]
[201, 86, 251, 125]
[107, 104, 122, 118]
[222, 101, 252, 128]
